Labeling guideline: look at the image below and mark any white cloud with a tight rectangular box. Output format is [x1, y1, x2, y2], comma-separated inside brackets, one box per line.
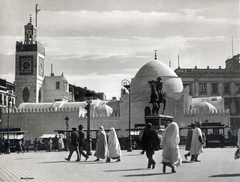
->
[0, 73, 15, 83]
[37, 10, 239, 38]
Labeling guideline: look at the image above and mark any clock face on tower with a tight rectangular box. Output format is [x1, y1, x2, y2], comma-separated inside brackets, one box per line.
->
[19, 56, 33, 75]
[23, 60, 31, 69]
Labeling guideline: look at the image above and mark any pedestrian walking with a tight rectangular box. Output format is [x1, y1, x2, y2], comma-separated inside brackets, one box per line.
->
[21, 138, 26, 152]
[0, 138, 4, 154]
[24, 140, 29, 152]
[53, 134, 58, 151]
[94, 126, 108, 161]
[65, 127, 80, 161]
[160, 121, 182, 173]
[141, 123, 160, 169]
[38, 140, 41, 151]
[58, 135, 64, 152]
[34, 138, 38, 152]
[78, 124, 89, 161]
[17, 138, 24, 154]
[234, 128, 240, 159]
[139, 127, 146, 154]
[237, 128, 240, 149]
[47, 137, 53, 152]
[184, 122, 195, 160]
[106, 127, 122, 162]
[190, 121, 204, 162]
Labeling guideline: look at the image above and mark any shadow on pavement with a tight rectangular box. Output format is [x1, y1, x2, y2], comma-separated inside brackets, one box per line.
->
[209, 173, 240, 178]
[15, 158, 33, 160]
[40, 161, 68, 164]
[182, 161, 195, 164]
[105, 168, 147, 172]
[123, 173, 172, 177]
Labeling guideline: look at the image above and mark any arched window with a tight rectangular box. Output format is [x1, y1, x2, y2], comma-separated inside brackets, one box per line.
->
[145, 107, 151, 116]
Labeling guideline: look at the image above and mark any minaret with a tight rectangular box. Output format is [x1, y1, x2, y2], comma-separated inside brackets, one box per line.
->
[15, 12, 45, 106]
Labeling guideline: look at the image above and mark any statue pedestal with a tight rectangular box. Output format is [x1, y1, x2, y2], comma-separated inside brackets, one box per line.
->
[144, 114, 174, 129]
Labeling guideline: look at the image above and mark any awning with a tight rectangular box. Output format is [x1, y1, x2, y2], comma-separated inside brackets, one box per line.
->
[39, 134, 64, 139]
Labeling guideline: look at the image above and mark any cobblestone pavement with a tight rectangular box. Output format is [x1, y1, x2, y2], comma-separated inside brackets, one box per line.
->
[0, 147, 239, 182]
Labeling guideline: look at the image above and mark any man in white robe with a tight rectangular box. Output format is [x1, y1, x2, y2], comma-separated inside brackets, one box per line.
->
[190, 122, 204, 162]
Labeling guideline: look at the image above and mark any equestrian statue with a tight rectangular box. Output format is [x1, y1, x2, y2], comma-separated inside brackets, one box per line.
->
[149, 77, 166, 115]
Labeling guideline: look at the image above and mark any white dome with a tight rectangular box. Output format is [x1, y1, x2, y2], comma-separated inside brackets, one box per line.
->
[199, 101, 218, 113]
[132, 60, 183, 100]
[192, 101, 218, 113]
[135, 60, 178, 78]
[96, 104, 113, 116]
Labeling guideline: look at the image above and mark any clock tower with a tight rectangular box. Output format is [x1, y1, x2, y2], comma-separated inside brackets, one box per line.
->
[15, 15, 45, 106]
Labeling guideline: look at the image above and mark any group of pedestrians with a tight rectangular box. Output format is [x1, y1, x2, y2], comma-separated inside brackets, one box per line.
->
[0, 138, 30, 154]
[141, 121, 182, 173]
[65, 125, 89, 162]
[94, 126, 122, 162]
[65, 125, 122, 163]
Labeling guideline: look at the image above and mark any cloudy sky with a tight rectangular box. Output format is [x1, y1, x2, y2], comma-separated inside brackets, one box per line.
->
[0, 0, 239, 99]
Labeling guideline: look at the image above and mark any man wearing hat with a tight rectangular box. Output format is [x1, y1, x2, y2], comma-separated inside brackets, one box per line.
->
[65, 127, 80, 161]
[78, 124, 89, 161]
[141, 122, 160, 169]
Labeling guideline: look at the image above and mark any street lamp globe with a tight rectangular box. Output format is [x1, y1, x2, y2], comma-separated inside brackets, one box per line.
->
[85, 90, 93, 104]
[65, 116, 69, 126]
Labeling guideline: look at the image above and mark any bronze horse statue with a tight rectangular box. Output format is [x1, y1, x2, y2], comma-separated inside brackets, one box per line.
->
[149, 78, 166, 115]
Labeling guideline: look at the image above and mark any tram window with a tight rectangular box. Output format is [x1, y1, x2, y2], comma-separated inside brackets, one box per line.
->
[213, 129, 219, 135]
[202, 129, 207, 135]
[208, 129, 213, 135]
[219, 129, 223, 135]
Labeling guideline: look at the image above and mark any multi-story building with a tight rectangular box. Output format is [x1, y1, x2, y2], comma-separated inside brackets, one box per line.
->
[41, 74, 73, 102]
[175, 54, 240, 133]
[0, 79, 15, 125]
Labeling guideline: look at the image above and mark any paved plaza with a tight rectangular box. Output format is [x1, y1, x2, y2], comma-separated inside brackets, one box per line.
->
[0, 147, 239, 182]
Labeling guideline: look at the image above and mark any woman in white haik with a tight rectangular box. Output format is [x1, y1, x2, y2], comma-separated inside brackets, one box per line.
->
[238, 128, 240, 151]
[106, 127, 122, 162]
[160, 121, 182, 173]
[235, 128, 240, 159]
[94, 126, 108, 161]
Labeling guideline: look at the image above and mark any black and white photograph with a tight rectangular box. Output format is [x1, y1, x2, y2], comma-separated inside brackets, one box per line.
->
[0, 0, 240, 181]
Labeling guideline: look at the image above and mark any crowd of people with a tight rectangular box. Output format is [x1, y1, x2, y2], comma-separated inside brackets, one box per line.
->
[0, 138, 30, 154]
[65, 125, 122, 162]
[1, 121, 240, 175]
[63, 121, 240, 173]
[32, 134, 65, 152]
[0, 134, 65, 154]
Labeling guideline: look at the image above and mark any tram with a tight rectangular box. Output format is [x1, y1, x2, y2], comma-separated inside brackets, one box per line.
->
[181, 122, 231, 148]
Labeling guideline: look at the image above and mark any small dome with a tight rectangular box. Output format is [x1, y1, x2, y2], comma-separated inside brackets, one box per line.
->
[192, 101, 218, 113]
[199, 101, 218, 113]
[96, 104, 113, 116]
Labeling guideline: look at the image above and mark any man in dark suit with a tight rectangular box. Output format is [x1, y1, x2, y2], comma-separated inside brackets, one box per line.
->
[78, 124, 89, 161]
[65, 127, 80, 161]
[141, 123, 160, 169]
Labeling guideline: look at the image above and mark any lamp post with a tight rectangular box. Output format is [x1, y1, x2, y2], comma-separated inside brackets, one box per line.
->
[6, 90, 12, 154]
[65, 116, 69, 151]
[85, 90, 93, 155]
[121, 79, 132, 152]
